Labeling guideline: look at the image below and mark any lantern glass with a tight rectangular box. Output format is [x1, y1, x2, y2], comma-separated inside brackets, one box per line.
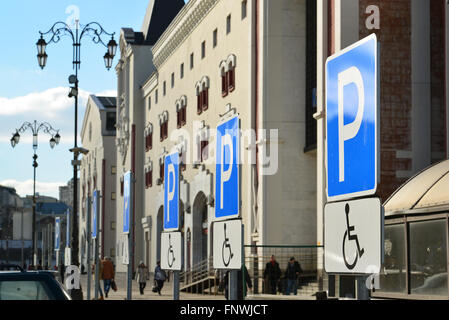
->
[36, 38, 47, 56]
[104, 52, 113, 70]
[107, 38, 117, 58]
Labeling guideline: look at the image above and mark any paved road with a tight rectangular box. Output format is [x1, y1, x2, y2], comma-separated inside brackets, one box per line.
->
[73, 272, 226, 301]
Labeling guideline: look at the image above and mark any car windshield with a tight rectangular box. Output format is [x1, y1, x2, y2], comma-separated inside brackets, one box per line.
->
[0, 280, 54, 300]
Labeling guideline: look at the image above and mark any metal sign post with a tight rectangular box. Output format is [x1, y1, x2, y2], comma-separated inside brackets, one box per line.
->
[86, 196, 91, 300]
[324, 34, 381, 300]
[213, 115, 242, 300]
[93, 190, 100, 300]
[123, 172, 133, 300]
[163, 153, 181, 300]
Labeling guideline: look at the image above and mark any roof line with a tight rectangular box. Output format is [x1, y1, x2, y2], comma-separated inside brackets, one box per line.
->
[410, 166, 449, 210]
[383, 159, 447, 206]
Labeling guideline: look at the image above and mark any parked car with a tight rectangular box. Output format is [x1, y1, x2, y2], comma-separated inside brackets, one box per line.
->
[0, 264, 71, 300]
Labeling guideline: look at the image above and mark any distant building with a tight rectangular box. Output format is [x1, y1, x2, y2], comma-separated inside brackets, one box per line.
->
[79, 95, 117, 269]
[58, 178, 79, 208]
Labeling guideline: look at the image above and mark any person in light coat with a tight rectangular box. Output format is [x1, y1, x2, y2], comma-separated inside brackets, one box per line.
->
[136, 261, 149, 295]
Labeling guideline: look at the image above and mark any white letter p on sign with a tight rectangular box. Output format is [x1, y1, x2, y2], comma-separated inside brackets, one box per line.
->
[220, 134, 233, 209]
[338, 67, 365, 182]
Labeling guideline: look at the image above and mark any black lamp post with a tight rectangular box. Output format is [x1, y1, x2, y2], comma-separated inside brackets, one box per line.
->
[11, 121, 60, 267]
[37, 20, 117, 300]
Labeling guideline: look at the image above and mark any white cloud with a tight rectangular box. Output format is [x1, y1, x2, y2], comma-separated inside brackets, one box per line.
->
[0, 87, 91, 118]
[0, 179, 65, 199]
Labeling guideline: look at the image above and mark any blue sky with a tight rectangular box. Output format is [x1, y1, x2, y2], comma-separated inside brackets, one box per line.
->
[0, 0, 182, 199]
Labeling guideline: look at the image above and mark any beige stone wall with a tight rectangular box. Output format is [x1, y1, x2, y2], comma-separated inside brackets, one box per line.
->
[141, 0, 316, 271]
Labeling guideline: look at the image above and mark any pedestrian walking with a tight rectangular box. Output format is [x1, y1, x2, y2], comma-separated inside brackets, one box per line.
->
[93, 258, 104, 300]
[263, 255, 281, 294]
[136, 261, 149, 295]
[154, 261, 166, 295]
[101, 256, 115, 298]
[284, 257, 303, 295]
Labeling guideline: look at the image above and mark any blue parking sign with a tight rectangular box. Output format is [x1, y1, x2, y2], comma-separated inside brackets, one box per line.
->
[326, 34, 378, 201]
[164, 152, 179, 231]
[92, 190, 98, 239]
[55, 217, 60, 251]
[215, 115, 240, 220]
[123, 171, 132, 234]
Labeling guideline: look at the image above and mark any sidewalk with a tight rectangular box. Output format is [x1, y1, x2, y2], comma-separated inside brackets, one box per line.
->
[77, 272, 226, 301]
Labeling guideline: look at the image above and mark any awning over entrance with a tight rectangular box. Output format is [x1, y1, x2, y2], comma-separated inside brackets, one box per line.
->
[384, 159, 449, 216]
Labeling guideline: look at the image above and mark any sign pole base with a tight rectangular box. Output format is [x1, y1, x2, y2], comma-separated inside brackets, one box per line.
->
[174, 271, 180, 300]
[356, 275, 370, 300]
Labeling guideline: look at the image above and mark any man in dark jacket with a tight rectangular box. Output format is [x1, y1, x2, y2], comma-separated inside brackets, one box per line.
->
[285, 257, 302, 295]
[263, 255, 281, 294]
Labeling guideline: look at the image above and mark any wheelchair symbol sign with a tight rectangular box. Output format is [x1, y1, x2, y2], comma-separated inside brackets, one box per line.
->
[213, 219, 242, 270]
[161, 232, 182, 271]
[324, 198, 382, 274]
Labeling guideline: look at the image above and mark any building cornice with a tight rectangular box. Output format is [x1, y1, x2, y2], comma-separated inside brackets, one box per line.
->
[152, 0, 220, 69]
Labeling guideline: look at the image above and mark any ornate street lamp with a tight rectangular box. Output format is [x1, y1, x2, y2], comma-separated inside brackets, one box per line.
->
[37, 20, 116, 300]
[10, 121, 60, 268]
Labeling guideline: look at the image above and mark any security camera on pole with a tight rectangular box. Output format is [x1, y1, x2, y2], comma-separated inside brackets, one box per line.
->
[324, 34, 384, 300]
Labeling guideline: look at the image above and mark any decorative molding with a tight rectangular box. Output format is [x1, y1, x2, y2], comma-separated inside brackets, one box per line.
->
[152, 0, 220, 69]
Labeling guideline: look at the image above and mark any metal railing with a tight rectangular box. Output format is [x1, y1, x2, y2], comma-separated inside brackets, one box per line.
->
[180, 257, 220, 294]
[243, 245, 327, 297]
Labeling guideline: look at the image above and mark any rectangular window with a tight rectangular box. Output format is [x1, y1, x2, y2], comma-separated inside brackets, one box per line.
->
[304, 0, 317, 152]
[160, 123, 164, 142]
[111, 221, 116, 230]
[229, 68, 235, 92]
[180, 152, 186, 171]
[171, 73, 175, 88]
[180, 63, 184, 79]
[110, 248, 116, 257]
[378, 224, 407, 294]
[111, 166, 116, 175]
[190, 53, 194, 69]
[163, 81, 166, 96]
[120, 180, 124, 196]
[222, 74, 228, 97]
[111, 192, 116, 200]
[148, 170, 152, 187]
[146, 132, 153, 151]
[148, 96, 152, 110]
[213, 29, 218, 48]
[160, 163, 164, 182]
[181, 107, 186, 126]
[242, 1, 247, 19]
[409, 220, 447, 296]
[201, 41, 206, 59]
[106, 112, 116, 131]
[226, 15, 231, 34]
[202, 88, 209, 111]
[201, 140, 209, 162]
[197, 94, 202, 115]
[177, 110, 181, 129]
[155, 90, 158, 104]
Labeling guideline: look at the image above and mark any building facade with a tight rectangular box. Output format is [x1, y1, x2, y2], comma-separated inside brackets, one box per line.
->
[114, 0, 185, 273]
[79, 95, 118, 269]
